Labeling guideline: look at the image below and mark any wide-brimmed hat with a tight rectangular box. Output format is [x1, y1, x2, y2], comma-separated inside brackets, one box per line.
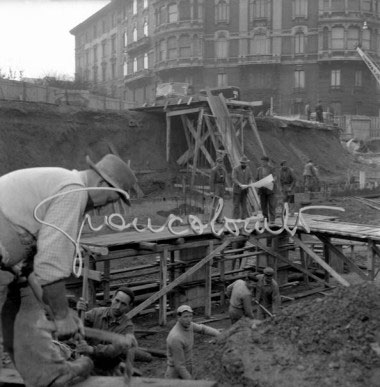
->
[86, 154, 137, 206]
[240, 155, 250, 164]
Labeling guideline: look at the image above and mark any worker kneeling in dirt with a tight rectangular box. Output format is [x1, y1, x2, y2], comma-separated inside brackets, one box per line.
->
[75, 286, 149, 376]
[0, 153, 137, 386]
[165, 305, 220, 380]
[226, 273, 258, 324]
[255, 267, 281, 319]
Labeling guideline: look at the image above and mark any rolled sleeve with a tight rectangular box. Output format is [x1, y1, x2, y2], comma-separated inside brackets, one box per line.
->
[34, 185, 87, 285]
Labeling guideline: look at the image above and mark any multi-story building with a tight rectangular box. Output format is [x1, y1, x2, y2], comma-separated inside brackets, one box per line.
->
[70, 0, 380, 117]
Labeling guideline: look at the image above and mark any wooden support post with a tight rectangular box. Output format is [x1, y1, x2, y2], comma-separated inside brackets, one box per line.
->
[159, 247, 168, 326]
[204, 241, 213, 318]
[103, 260, 111, 303]
[191, 109, 204, 187]
[368, 241, 376, 280]
[323, 236, 331, 285]
[219, 255, 226, 307]
[299, 246, 309, 286]
[126, 239, 232, 320]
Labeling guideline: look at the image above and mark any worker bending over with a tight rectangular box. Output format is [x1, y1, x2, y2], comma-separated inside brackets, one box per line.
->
[226, 273, 258, 324]
[255, 267, 281, 319]
[0, 154, 136, 386]
[165, 305, 220, 380]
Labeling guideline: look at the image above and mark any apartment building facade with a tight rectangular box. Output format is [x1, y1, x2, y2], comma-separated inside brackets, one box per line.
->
[70, 0, 380, 116]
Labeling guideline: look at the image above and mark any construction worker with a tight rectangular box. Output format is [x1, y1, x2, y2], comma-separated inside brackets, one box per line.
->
[226, 273, 258, 324]
[255, 267, 281, 320]
[303, 159, 319, 193]
[165, 305, 220, 380]
[256, 156, 277, 223]
[232, 155, 253, 219]
[76, 286, 147, 376]
[279, 160, 297, 216]
[0, 154, 137, 386]
[315, 100, 324, 122]
[209, 155, 229, 223]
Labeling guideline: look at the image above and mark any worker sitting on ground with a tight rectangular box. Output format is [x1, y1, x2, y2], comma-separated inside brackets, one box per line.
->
[226, 273, 258, 324]
[0, 153, 137, 386]
[75, 286, 149, 376]
[255, 267, 281, 319]
[165, 305, 220, 380]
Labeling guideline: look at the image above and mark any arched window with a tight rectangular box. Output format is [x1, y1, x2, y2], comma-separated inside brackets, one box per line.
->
[143, 21, 148, 36]
[331, 26, 344, 49]
[251, 34, 267, 55]
[144, 53, 148, 69]
[179, 34, 191, 57]
[347, 27, 359, 50]
[133, 27, 137, 42]
[295, 32, 305, 53]
[133, 57, 137, 72]
[216, 34, 228, 58]
[179, 0, 191, 21]
[215, 0, 229, 23]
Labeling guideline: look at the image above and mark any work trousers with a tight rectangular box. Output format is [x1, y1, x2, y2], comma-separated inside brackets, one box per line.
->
[228, 305, 245, 325]
[232, 191, 249, 219]
[259, 192, 276, 222]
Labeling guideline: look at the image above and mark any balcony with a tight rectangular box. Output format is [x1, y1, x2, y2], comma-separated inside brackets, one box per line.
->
[124, 69, 153, 84]
[237, 54, 281, 65]
[125, 36, 151, 54]
[154, 57, 203, 72]
[318, 49, 362, 61]
[154, 19, 204, 36]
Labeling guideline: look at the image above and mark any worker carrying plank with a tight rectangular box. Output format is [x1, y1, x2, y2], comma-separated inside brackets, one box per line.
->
[0, 154, 136, 387]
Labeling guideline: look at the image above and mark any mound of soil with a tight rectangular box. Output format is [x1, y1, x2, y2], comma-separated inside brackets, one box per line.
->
[204, 283, 380, 387]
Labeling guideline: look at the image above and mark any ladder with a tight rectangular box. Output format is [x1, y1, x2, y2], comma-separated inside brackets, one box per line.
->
[356, 46, 380, 86]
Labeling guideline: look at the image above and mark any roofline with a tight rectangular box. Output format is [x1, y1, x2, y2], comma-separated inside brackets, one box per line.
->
[69, 0, 116, 36]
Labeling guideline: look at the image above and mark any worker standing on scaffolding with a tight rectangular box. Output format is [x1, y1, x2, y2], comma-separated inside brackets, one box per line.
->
[209, 154, 229, 223]
[232, 155, 253, 219]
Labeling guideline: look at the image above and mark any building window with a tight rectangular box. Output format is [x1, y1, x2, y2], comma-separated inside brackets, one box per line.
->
[331, 27, 344, 49]
[102, 40, 107, 58]
[294, 0, 308, 17]
[362, 0, 372, 12]
[124, 32, 128, 47]
[133, 57, 137, 72]
[144, 0, 148, 9]
[331, 69, 341, 87]
[355, 70, 362, 86]
[294, 69, 305, 89]
[362, 29, 370, 50]
[168, 36, 177, 59]
[251, 34, 267, 55]
[93, 45, 98, 63]
[158, 6, 166, 25]
[102, 20, 107, 34]
[179, 0, 191, 21]
[322, 27, 329, 50]
[111, 13, 116, 28]
[102, 65, 106, 82]
[295, 32, 305, 54]
[168, 3, 178, 23]
[159, 40, 166, 61]
[123, 59, 128, 76]
[331, 0, 345, 11]
[252, 0, 267, 18]
[215, 0, 229, 23]
[133, 0, 137, 15]
[111, 62, 116, 79]
[179, 34, 191, 57]
[111, 34, 116, 53]
[133, 27, 137, 42]
[216, 35, 228, 58]
[322, 0, 329, 11]
[347, 27, 359, 50]
[348, 0, 360, 10]
[93, 66, 98, 83]
[218, 73, 227, 87]
[331, 101, 341, 115]
[143, 21, 148, 37]
[144, 53, 148, 69]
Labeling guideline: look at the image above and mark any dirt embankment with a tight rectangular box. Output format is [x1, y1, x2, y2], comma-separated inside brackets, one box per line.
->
[0, 100, 364, 189]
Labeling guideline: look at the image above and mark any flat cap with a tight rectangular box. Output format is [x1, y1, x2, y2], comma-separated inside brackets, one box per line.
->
[263, 267, 274, 276]
[177, 305, 193, 314]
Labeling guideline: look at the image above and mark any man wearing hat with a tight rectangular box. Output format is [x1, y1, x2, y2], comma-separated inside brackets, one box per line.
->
[232, 155, 253, 219]
[226, 273, 258, 324]
[165, 304, 220, 379]
[279, 160, 297, 216]
[255, 267, 281, 319]
[256, 156, 277, 223]
[209, 155, 230, 223]
[0, 154, 136, 386]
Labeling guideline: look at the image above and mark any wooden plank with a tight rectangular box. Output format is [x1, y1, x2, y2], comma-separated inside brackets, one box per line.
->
[166, 107, 202, 117]
[75, 376, 217, 387]
[204, 241, 213, 318]
[292, 236, 350, 287]
[191, 108, 204, 187]
[159, 247, 168, 326]
[125, 239, 231, 320]
[247, 112, 266, 156]
[0, 368, 24, 385]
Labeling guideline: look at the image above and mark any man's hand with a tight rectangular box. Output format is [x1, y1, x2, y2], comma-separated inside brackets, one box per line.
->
[55, 309, 84, 340]
[125, 333, 138, 348]
[76, 298, 88, 312]
[76, 340, 94, 355]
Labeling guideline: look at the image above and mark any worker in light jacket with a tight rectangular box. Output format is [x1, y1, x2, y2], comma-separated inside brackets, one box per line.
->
[232, 155, 253, 219]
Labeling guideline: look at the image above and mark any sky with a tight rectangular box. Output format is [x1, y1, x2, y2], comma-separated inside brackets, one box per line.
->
[0, 0, 110, 79]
